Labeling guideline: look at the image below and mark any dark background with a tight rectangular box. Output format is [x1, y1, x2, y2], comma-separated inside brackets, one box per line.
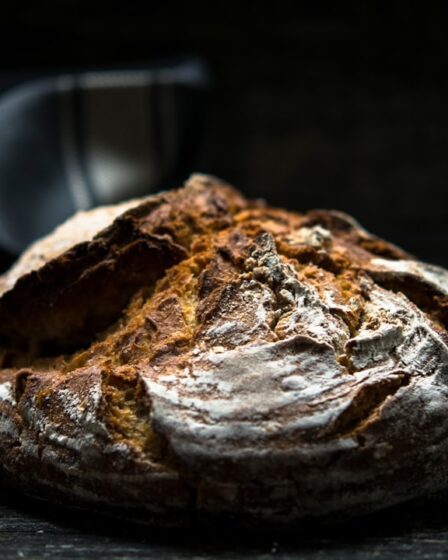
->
[0, 4, 448, 270]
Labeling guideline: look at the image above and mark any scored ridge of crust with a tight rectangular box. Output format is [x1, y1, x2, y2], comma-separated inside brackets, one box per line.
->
[1, 173, 448, 527]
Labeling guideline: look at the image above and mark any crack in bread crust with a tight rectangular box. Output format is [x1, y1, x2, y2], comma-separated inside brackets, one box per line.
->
[1, 173, 448, 527]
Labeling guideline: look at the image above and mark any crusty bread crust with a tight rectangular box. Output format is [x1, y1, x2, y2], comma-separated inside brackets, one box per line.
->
[1, 174, 448, 527]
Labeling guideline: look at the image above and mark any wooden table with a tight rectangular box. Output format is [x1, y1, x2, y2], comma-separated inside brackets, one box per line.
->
[2, 486, 448, 559]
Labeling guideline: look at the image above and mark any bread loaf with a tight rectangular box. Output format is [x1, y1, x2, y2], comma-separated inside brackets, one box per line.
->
[1, 173, 448, 527]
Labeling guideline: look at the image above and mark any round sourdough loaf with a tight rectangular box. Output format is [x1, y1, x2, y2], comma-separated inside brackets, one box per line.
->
[1, 174, 448, 527]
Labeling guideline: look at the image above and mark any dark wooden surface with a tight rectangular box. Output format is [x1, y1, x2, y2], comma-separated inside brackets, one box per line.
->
[2, 487, 448, 559]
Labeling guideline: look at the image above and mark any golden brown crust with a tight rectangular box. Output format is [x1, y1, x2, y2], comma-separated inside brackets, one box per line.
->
[1, 173, 448, 527]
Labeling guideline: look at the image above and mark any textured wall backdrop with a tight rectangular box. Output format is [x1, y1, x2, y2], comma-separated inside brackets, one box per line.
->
[0, 4, 446, 268]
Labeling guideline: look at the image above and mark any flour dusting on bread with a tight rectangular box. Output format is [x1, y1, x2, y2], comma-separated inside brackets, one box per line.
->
[1, 174, 448, 526]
